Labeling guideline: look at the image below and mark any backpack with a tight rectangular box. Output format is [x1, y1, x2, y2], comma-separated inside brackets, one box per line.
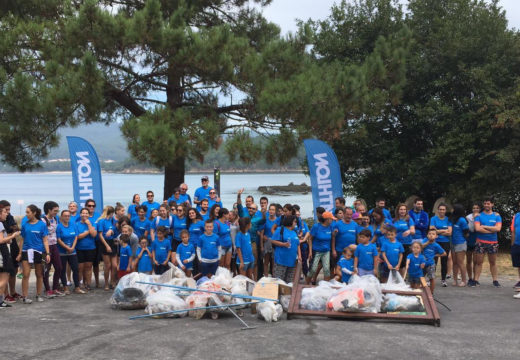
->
[156, 215, 173, 229]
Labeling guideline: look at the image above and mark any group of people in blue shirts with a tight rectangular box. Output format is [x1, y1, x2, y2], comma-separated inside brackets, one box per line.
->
[1, 180, 515, 308]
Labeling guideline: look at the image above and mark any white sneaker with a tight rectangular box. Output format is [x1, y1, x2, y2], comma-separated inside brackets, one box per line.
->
[67, 281, 72, 286]
[36, 295, 44, 302]
[514, 293, 520, 299]
[22, 297, 33, 304]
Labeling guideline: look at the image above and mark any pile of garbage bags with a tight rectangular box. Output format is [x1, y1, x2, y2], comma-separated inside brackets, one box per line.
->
[111, 264, 290, 323]
[299, 273, 427, 314]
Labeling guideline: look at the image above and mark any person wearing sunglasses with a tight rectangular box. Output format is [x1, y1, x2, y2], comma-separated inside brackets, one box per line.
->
[144, 191, 161, 219]
[194, 176, 213, 211]
[207, 190, 222, 210]
[172, 205, 188, 264]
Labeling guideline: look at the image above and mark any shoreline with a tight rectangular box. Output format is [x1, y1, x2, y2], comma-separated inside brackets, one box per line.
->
[0, 169, 307, 175]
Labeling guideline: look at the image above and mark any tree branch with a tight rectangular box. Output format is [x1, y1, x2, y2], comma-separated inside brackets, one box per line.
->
[104, 82, 146, 117]
[98, 59, 169, 89]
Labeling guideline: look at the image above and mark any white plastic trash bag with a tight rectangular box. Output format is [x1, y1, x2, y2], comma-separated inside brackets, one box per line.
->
[257, 301, 283, 322]
[145, 289, 188, 318]
[382, 270, 411, 291]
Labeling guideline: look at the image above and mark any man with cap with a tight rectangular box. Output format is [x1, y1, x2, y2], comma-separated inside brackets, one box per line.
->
[194, 176, 213, 211]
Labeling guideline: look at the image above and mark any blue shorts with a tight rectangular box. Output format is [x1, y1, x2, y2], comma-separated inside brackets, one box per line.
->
[358, 268, 374, 276]
[238, 262, 254, 271]
[409, 276, 422, 285]
[221, 246, 232, 254]
[200, 262, 218, 276]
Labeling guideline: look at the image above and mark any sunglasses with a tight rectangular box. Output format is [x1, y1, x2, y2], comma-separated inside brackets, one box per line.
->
[177, 208, 184, 212]
[209, 192, 216, 194]
[86, 204, 95, 208]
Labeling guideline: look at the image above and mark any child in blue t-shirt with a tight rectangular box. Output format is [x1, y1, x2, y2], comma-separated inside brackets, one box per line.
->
[354, 229, 379, 277]
[176, 230, 195, 277]
[118, 234, 133, 278]
[422, 228, 446, 294]
[380, 226, 404, 282]
[136, 237, 153, 274]
[335, 245, 355, 283]
[197, 220, 221, 277]
[151, 226, 172, 275]
[236, 217, 255, 280]
[406, 241, 426, 288]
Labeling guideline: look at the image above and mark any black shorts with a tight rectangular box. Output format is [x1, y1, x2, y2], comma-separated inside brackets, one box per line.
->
[0, 244, 15, 275]
[101, 240, 118, 257]
[77, 249, 96, 263]
[171, 239, 181, 252]
[10, 240, 20, 268]
[21, 250, 43, 264]
[400, 244, 412, 269]
[511, 244, 520, 268]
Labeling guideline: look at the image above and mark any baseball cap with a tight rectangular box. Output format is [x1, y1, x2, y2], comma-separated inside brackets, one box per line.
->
[352, 212, 361, 220]
[321, 211, 334, 220]
[201, 176, 209, 181]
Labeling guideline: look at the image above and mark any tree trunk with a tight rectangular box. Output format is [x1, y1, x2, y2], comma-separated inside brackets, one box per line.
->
[163, 156, 185, 201]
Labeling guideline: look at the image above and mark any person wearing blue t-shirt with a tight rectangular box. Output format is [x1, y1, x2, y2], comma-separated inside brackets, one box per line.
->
[151, 226, 172, 275]
[405, 242, 426, 288]
[197, 220, 221, 277]
[20, 205, 50, 303]
[127, 194, 140, 220]
[510, 207, 520, 291]
[450, 204, 470, 287]
[305, 212, 334, 284]
[393, 204, 416, 247]
[144, 190, 161, 219]
[271, 215, 301, 284]
[176, 230, 196, 277]
[56, 210, 84, 294]
[132, 206, 151, 241]
[370, 208, 392, 248]
[422, 228, 447, 294]
[136, 238, 153, 274]
[118, 235, 133, 278]
[215, 208, 232, 269]
[260, 205, 278, 278]
[76, 207, 98, 291]
[368, 199, 392, 220]
[172, 205, 188, 247]
[335, 246, 355, 284]
[380, 226, 404, 282]
[199, 199, 210, 221]
[465, 203, 481, 287]
[194, 176, 213, 210]
[167, 187, 183, 207]
[430, 204, 452, 286]
[332, 207, 358, 267]
[178, 184, 192, 206]
[474, 197, 502, 287]
[150, 205, 174, 243]
[236, 217, 255, 280]
[354, 229, 379, 277]
[409, 198, 429, 239]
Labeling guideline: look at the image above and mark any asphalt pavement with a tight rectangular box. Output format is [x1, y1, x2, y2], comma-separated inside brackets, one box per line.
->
[1, 276, 519, 360]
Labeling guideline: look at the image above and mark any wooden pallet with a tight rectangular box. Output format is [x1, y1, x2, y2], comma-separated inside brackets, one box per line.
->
[287, 263, 441, 326]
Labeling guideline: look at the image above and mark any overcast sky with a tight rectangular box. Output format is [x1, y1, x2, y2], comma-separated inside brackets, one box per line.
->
[260, 0, 520, 34]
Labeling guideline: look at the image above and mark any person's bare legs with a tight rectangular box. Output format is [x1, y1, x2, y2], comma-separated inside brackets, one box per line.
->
[474, 253, 484, 281]
[0, 273, 9, 301]
[21, 261, 31, 297]
[466, 251, 474, 280]
[84, 262, 93, 288]
[102, 255, 111, 289]
[34, 263, 44, 296]
[110, 256, 118, 287]
[447, 251, 453, 279]
[455, 251, 467, 285]
[488, 253, 498, 281]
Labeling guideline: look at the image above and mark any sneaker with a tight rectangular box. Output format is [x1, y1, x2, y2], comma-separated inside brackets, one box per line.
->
[0, 301, 12, 308]
[446, 275, 452, 280]
[514, 292, 520, 299]
[22, 297, 33, 304]
[493, 280, 501, 288]
[45, 290, 56, 299]
[36, 295, 44, 302]
[53, 289, 66, 297]
[4, 295, 16, 304]
[467, 279, 476, 287]
[16, 273, 23, 279]
[67, 281, 72, 286]
[475, 280, 481, 287]
[513, 281, 520, 289]
[441, 280, 447, 287]
[13, 292, 23, 300]
[74, 288, 86, 294]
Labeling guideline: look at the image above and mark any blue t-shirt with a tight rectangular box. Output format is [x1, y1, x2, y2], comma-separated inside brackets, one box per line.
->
[152, 238, 172, 264]
[137, 246, 153, 272]
[200, 212, 210, 222]
[371, 219, 392, 247]
[452, 217, 469, 245]
[177, 242, 195, 269]
[195, 186, 212, 203]
[407, 253, 426, 278]
[381, 240, 404, 267]
[178, 193, 192, 205]
[144, 201, 161, 218]
[235, 231, 254, 264]
[475, 212, 502, 243]
[334, 220, 358, 251]
[128, 204, 138, 220]
[337, 256, 354, 283]
[119, 245, 133, 270]
[512, 213, 520, 246]
[151, 216, 173, 241]
[208, 199, 223, 211]
[198, 233, 220, 260]
[21, 220, 49, 252]
[214, 220, 232, 248]
[132, 217, 151, 240]
[354, 243, 378, 271]
[310, 223, 332, 252]
[393, 218, 415, 245]
[98, 217, 117, 241]
[76, 221, 96, 250]
[369, 207, 392, 220]
[56, 223, 78, 255]
[263, 217, 279, 239]
[272, 227, 299, 267]
[430, 216, 452, 243]
[188, 221, 205, 246]
[422, 239, 445, 266]
[173, 216, 187, 241]
[409, 210, 429, 239]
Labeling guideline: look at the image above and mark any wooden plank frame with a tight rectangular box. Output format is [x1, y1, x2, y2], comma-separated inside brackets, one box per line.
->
[287, 263, 441, 327]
